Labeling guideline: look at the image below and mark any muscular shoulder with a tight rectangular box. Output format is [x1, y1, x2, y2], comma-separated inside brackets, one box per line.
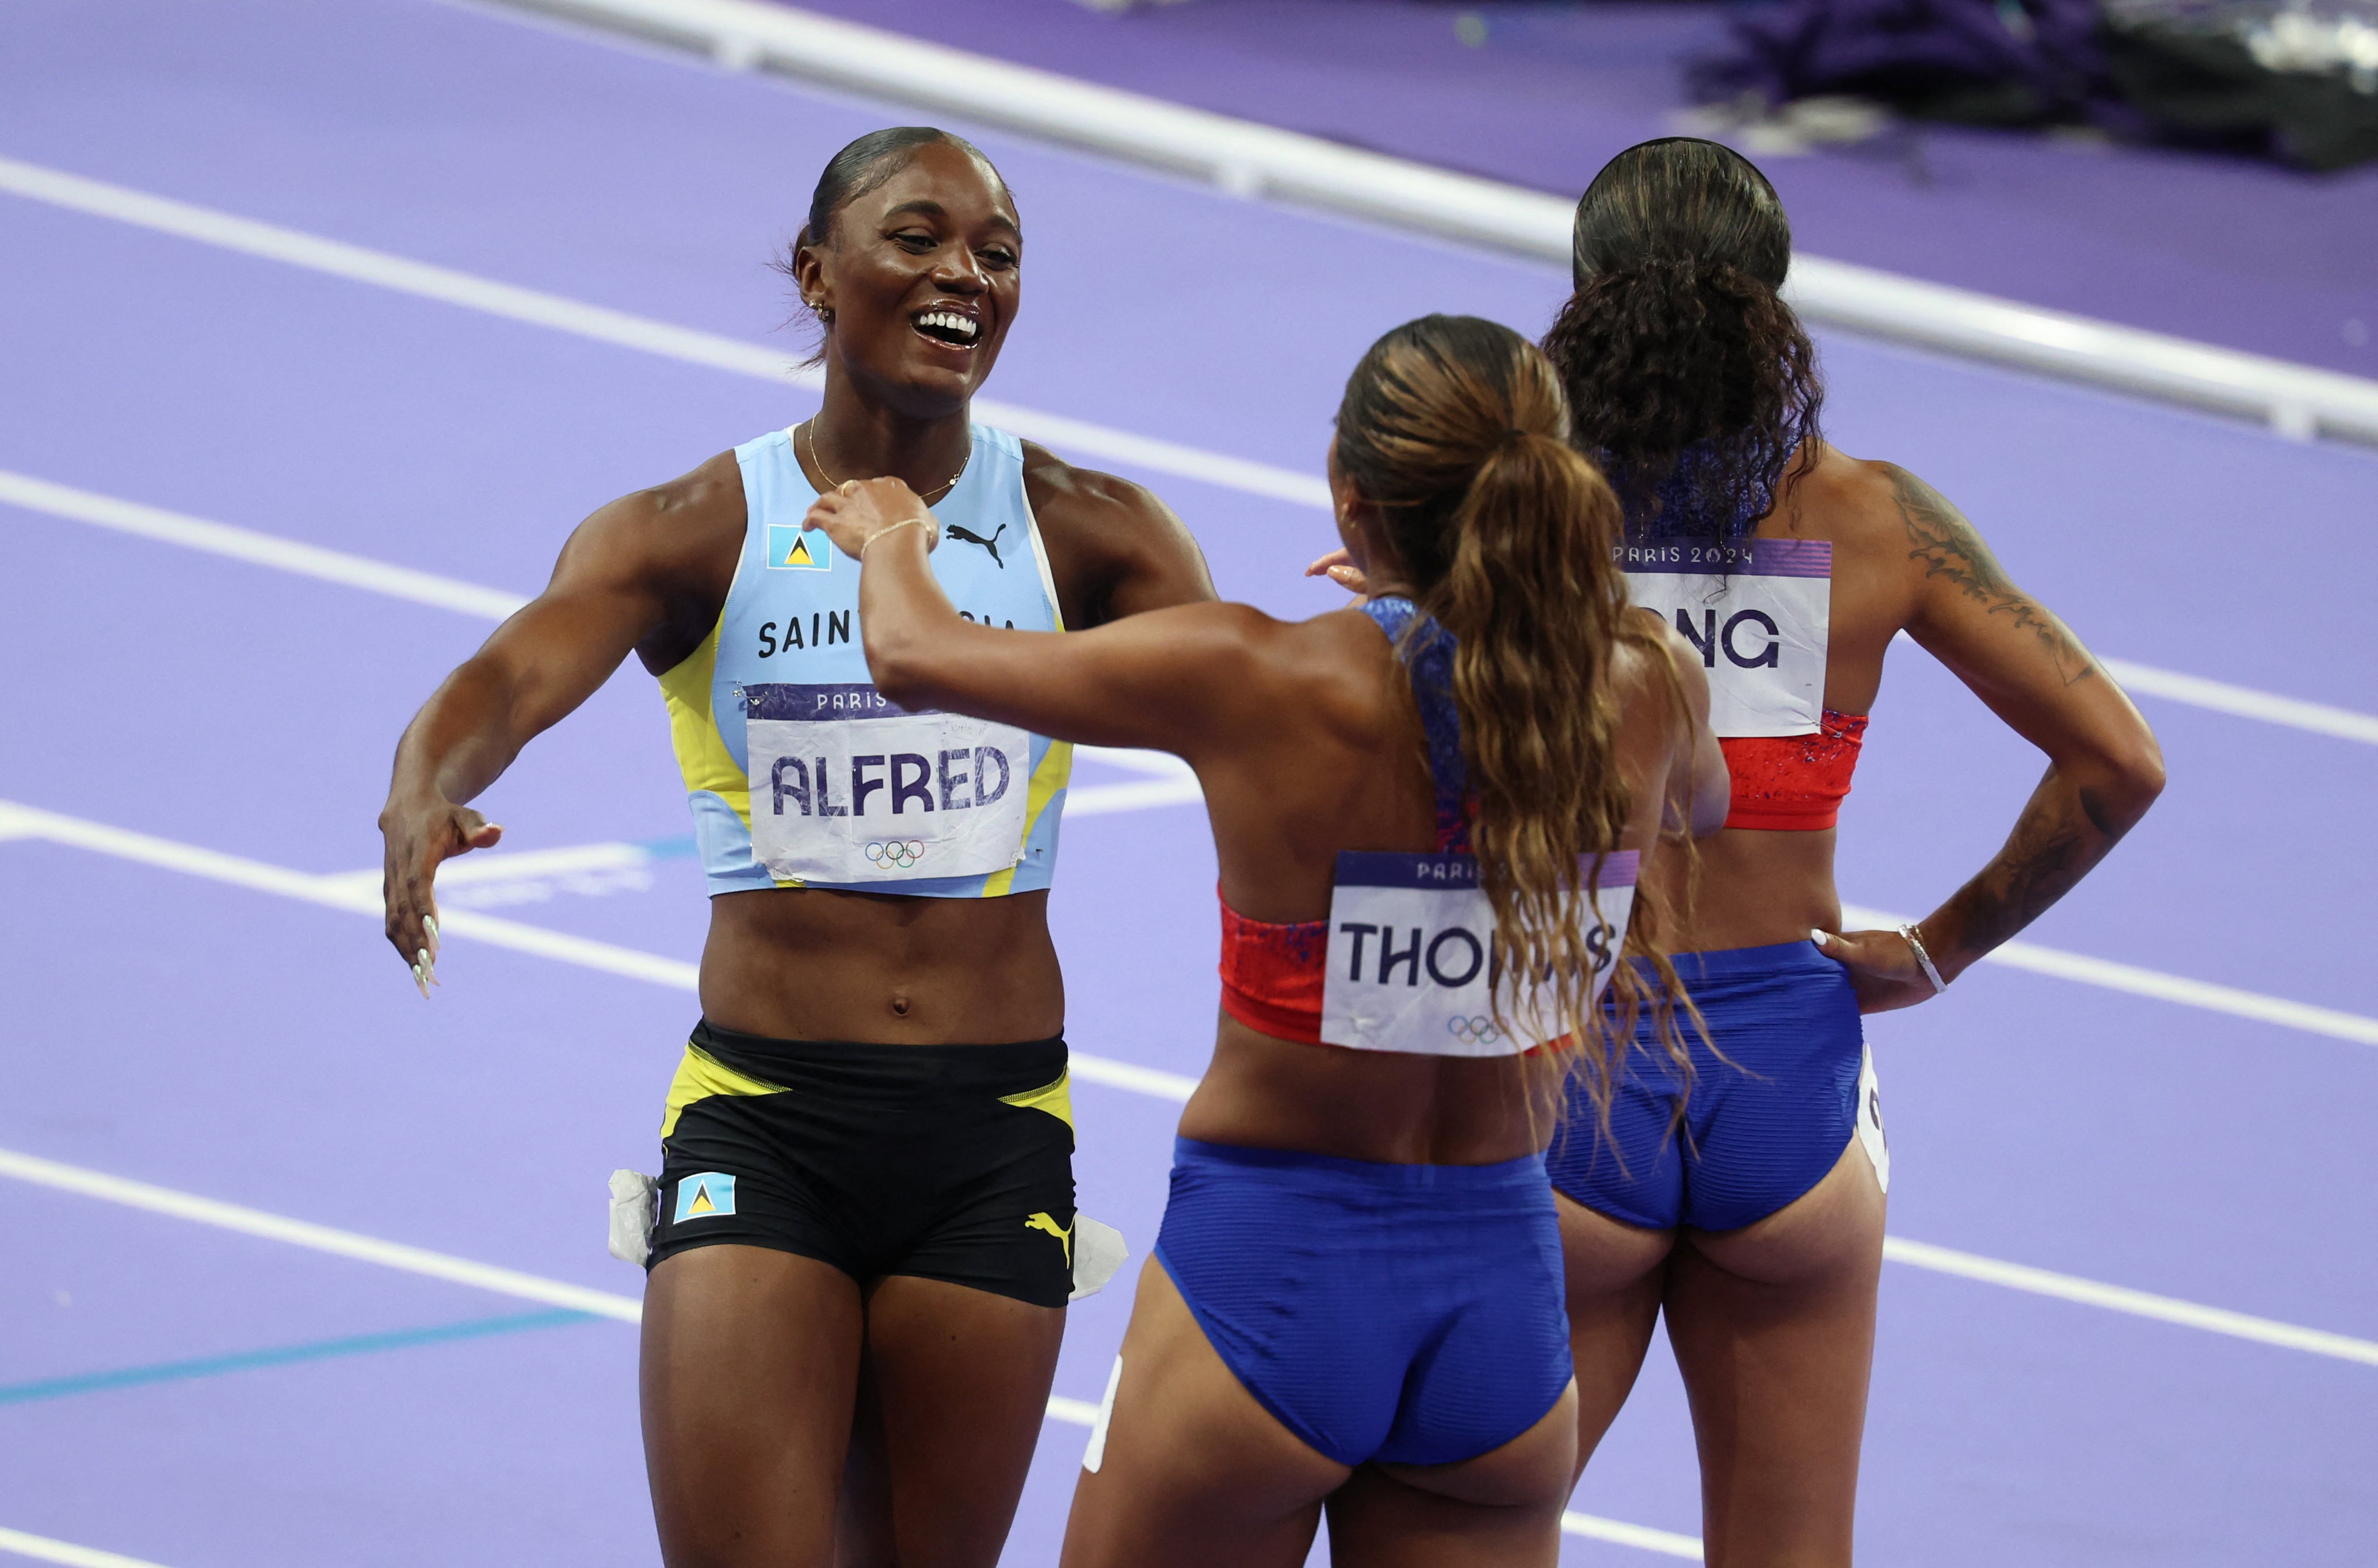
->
[1773, 443, 1914, 551]
[1020, 442, 1213, 624]
[556, 449, 743, 588]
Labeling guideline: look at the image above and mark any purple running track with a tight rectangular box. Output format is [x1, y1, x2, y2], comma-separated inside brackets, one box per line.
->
[1, 2, 2374, 1565]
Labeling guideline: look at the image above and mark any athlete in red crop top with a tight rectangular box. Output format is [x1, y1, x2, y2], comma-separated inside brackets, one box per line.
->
[1316, 143, 2165, 1566]
[1537, 141, 2165, 1565]
[807, 314, 1725, 1568]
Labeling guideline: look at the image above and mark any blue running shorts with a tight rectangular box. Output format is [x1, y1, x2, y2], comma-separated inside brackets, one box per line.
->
[1155, 1137, 1571, 1468]
[1545, 940, 1866, 1233]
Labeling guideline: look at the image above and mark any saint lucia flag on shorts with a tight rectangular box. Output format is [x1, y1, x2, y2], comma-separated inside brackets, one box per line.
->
[766, 525, 833, 572]
[674, 1172, 736, 1222]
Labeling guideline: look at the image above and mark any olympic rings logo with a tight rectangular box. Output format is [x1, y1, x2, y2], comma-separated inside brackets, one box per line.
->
[865, 840, 927, 869]
[1446, 1016, 1502, 1045]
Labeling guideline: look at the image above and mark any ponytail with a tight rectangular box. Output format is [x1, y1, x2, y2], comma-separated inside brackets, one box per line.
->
[1333, 315, 1701, 1127]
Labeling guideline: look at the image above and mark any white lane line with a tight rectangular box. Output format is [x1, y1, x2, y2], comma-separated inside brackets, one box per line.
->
[12, 796, 2365, 1057]
[1558, 1515, 1703, 1559]
[0, 800, 1192, 1095]
[7, 805, 2377, 1362]
[1841, 902, 2378, 1047]
[0, 1146, 643, 1325]
[0, 1149, 1167, 1438]
[2101, 656, 2378, 746]
[14, 445, 2378, 753]
[1041, 1395, 1705, 1557]
[0, 1526, 176, 1568]
[0, 1160, 1699, 1566]
[0, 468, 530, 621]
[0, 155, 1330, 510]
[1883, 1238, 2378, 1367]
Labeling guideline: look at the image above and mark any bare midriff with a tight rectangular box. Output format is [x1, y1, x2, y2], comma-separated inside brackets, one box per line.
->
[698, 886, 1063, 1045]
[1178, 1013, 1553, 1168]
[1655, 826, 1846, 955]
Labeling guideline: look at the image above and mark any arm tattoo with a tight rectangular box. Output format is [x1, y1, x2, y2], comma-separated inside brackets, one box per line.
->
[1954, 771, 2098, 955]
[1887, 465, 2097, 687]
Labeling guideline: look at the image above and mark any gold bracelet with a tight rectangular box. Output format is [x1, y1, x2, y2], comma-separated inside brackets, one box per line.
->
[858, 517, 929, 560]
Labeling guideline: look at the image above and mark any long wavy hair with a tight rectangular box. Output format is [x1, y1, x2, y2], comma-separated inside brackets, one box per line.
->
[1333, 315, 1698, 1124]
[1541, 137, 1822, 542]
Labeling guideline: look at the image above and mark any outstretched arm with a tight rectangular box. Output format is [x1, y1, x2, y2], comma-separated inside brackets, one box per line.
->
[378, 455, 739, 992]
[807, 478, 1255, 755]
[1818, 464, 2165, 1011]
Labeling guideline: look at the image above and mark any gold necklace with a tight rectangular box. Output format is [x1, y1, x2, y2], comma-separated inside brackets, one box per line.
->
[803, 420, 969, 503]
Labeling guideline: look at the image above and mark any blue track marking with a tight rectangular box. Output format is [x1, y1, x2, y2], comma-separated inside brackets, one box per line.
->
[0, 1310, 598, 1406]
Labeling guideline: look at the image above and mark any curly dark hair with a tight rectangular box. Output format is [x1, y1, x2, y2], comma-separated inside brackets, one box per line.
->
[1540, 138, 1822, 543]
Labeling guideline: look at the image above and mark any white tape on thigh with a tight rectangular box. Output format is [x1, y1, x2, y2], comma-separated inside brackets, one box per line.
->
[1070, 1214, 1129, 1301]
[608, 1169, 658, 1265]
[1855, 1045, 1890, 1195]
[1082, 1354, 1124, 1474]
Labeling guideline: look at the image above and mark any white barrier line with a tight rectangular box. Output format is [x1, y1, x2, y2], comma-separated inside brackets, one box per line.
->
[470, 0, 2378, 445]
[0, 1146, 643, 1325]
[1840, 902, 2378, 1047]
[1883, 1238, 2378, 1367]
[0, 1526, 177, 1568]
[0, 156, 1328, 509]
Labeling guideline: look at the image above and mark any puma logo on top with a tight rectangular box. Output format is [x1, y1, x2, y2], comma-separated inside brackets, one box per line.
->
[947, 522, 1007, 567]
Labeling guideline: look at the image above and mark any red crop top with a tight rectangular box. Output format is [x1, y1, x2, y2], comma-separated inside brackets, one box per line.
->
[1720, 709, 1868, 831]
[1218, 895, 1330, 1045]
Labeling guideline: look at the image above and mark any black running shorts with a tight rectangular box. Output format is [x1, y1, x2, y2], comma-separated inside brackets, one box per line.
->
[648, 1020, 1078, 1309]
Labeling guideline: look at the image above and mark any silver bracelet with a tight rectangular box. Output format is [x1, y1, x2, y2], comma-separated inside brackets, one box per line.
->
[1899, 922, 1949, 995]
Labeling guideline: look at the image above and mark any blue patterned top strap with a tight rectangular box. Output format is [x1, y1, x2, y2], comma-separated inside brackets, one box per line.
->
[1361, 596, 1469, 852]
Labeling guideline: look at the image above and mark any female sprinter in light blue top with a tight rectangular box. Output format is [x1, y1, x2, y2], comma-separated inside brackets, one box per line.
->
[378, 127, 1214, 1567]
[804, 313, 1727, 1568]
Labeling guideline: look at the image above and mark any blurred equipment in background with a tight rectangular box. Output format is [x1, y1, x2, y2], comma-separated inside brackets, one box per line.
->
[1699, 0, 2378, 166]
[2101, 0, 2378, 169]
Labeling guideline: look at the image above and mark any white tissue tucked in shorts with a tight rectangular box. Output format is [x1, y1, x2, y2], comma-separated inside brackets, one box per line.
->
[1070, 1214, 1128, 1301]
[609, 1169, 659, 1265]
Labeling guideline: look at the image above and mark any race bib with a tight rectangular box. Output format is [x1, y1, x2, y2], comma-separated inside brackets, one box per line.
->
[1319, 851, 1638, 1057]
[1856, 1042, 1890, 1193]
[742, 683, 1030, 885]
[1623, 538, 1830, 738]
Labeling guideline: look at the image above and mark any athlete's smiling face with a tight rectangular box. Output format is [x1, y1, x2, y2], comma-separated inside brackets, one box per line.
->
[799, 140, 1022, 419]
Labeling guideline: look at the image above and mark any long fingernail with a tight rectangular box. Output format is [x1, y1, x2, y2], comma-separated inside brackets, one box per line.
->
[413, 963, 430, 998]
[418, 949, 440, 986]
[423, 915, 440, 958]
[1810, 928, 1830, 944]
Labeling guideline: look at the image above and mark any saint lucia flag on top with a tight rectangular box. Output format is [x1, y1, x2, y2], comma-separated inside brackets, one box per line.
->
[766, 523, 833, 572]
[674, 1172, 736, 1222]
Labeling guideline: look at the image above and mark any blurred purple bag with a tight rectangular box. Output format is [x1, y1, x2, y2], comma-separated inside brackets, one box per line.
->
[1694, 0, 2111, 123]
